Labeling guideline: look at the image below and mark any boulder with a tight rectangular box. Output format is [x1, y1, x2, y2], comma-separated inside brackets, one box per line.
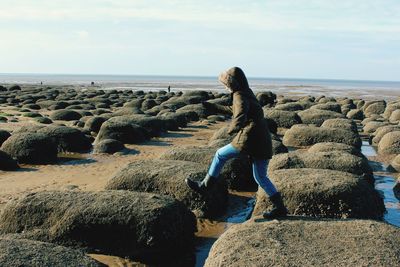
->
[37, 126, 92, 152]
[93, 139, 125, 154]
[176, 104, 211, 119]
[1, 133, 58, 164]
[389, 154, 400, 172]
[256, 91, 276, 107]
[310, 102, 341, 113]
[84, 116, 107, 133]
[8, 85, 21, 91]
[283, 125, 361, 148]
[159, 147, 256, 190]
[308, 142, 361, 156]
[263, 109, 301, 128]
[253, 168, 384, 219]
[383, 102, 400, 118]
[50, 110, 82, 121]
[0, 130, 11, 146]
[378, 131, 400, 154]
[274, 102, 304, 111]
[389, 109, 400, 123]
[363, 121, 389, 134]
[346, 109, 364, 120]
[35, 117, 53, 124]
[364, 100, 386, 117]
[204, 219, 400, 267]
[105, 160, 228, 217]
[297, 109, 345, 126]
[0, 237, 103, 267]
[371, 125, 400, 145]
[0, 150, 19, 170]
[0, 191, 195, 259]
[321, 118, 358, 133]
[394, 180, 400, 200]
[268, 151, 373, 183]
[95, 116, 149, 144]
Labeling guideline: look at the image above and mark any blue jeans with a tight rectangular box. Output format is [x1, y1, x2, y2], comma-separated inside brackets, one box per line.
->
[208, 144, 278, 197]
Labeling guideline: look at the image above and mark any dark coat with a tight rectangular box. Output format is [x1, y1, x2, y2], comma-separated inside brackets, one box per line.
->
[218, 67, 273, 159]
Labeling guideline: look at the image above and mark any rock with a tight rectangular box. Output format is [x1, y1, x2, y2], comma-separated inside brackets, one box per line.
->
[363, 121, 389, 134]
[383, 102, 400, 118]
[310, 102, 342, 113]
[364, 100, 386, 117]
[0, 150, 19, 170]
[0, 237, 103, 267]
[50, 110, 82, 121]
[389, 109, 400, 123]
[8, 85, 21, 91]
[389, 154, 400, 172]
[35, 117, 53, 124]
[204, 219, 400, 267]
[263, 109, 301, 128]
[268, 151, 373, 183]
[378, 131, 400, 154]
[0, 130, 11, 146]
[308, 142, 361, 156]
[159, 146, 256, 191]
[37, 126, 92, 152]
[321, 118, 358, 133]
[84, 116, 107, 133]
[394, 180, 400, 200]
[0, 191, 195, 259]
[176, 104, 211, 119]
[283, 125, 362, 148]
[95, 116, 149, 144]
[253, 168, 384, 219]
[274, 102, 304, 111]
[93, 139, 125, 154]
[105, 160, 228, 217]
[1, 132, 58, 164]
[297, 109, 345, 126]
[256, 91, 276, 107]
[371, 125, 400, 145]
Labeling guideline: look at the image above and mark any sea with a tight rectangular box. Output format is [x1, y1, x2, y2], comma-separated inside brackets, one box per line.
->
[1, 73, 399, 100]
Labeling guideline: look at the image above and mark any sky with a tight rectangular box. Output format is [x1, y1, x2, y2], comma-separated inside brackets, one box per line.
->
[0, 0, 399, 81]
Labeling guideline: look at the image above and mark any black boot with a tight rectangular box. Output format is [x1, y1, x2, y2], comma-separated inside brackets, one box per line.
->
[185, 174, 217, 194]
[263, 192, 288, 219]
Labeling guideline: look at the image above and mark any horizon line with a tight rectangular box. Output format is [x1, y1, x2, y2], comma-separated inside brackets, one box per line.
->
[0, 72, 399, 83]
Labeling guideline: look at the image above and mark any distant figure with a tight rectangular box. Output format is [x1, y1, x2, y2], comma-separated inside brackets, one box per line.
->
[91, 81, 95, 86]
[40, 81, 43, 85]
[167, 85, 171, 93]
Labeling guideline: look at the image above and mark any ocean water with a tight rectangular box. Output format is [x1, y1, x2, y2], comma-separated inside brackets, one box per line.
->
[1, 73, 399, 99]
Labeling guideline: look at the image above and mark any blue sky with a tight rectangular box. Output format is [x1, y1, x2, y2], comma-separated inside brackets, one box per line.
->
[0, 0, 399, 80]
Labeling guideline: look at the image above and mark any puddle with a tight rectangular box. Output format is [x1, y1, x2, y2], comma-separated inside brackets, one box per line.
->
[361, 141, 400, 228]
[58, 152, 97, 165]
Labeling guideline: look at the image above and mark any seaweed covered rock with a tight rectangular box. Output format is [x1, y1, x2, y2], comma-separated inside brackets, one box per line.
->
[321, 118, 358, 133]
[0, 191, 196, 259]
[37, 126, 92, 152]
[297, 109, 345, 126]
[0, 237, 103, 267]
[378, 131, 400, 154]
[363, 121, 389, 134]
[364, 100, 386, 117]
[283, 125, 361, 148]
[84, 116, 107, 133]
[389, 109, 400, 123]
[389, 154, 400, 172]
[268, 151, 373, 183]
[0, 150, 19, 170]
[93, 139, 125, 154]
[308, 142, 361, 156]
[95, 116, 149, 144]
[35, 117, 53, 124]
[371, 125, 400, 145]
[346, 109, 364, 120]
[50, 109, 82, 121]
[176, 104, 212, 119]
[253, 168, 384, 219]
[1, 132, 58, 164]
[256, 91, 276, 107]
[263, 109, 301, 128]
[105, 160, 228, 217]
[310, 102, 342, 113]
[159, 147, 256, 190]
[204, 219, 400, 267]
[0, 129, 11, 146]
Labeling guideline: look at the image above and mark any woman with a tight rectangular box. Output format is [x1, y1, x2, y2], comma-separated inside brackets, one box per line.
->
[185, 67, 288, 219]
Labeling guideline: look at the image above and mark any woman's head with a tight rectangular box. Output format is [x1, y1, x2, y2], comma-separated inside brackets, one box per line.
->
[218, 67, 250, 92]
